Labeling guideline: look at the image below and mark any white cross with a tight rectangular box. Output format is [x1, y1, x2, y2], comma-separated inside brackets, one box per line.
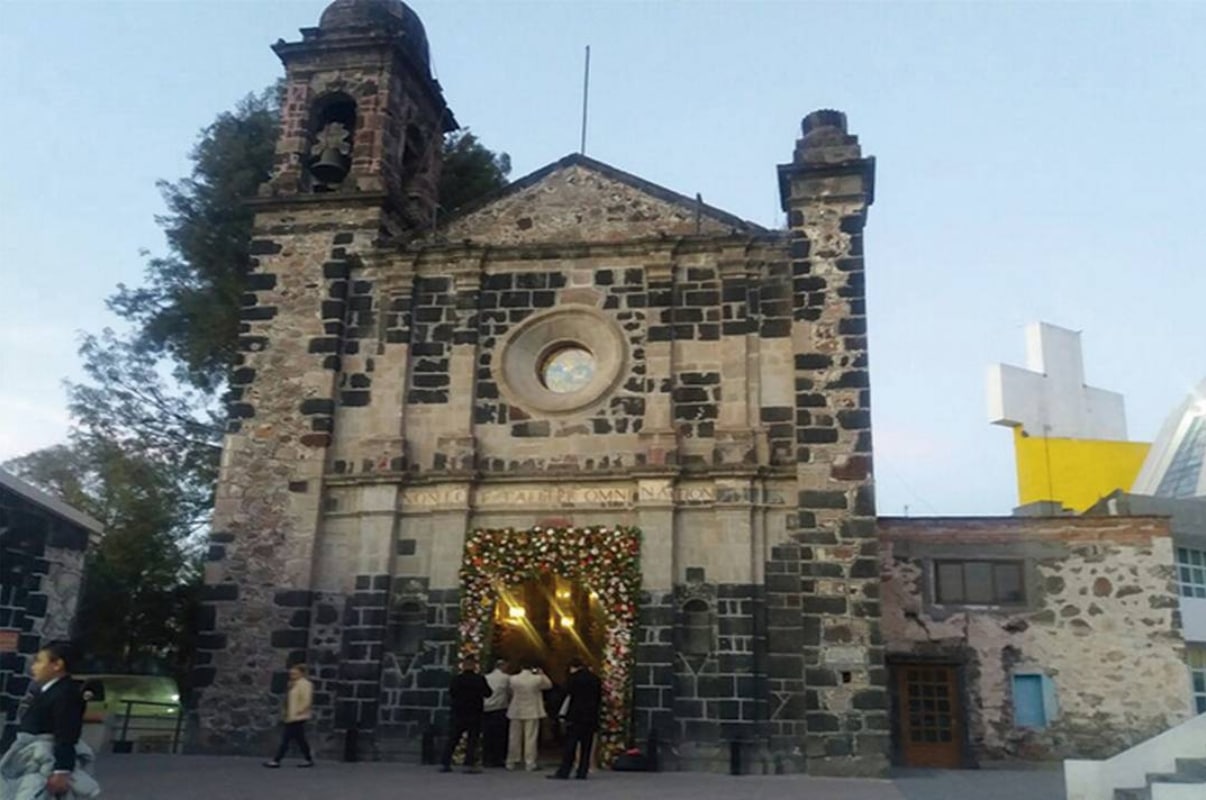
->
[988, 322, 1127, 440]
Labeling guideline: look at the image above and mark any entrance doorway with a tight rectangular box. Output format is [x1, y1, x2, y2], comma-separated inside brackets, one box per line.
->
[457, 524, 641, 766]
[490, 573, 605, 757]
[490, 573, 605, 680]
[894, 663, 964, 768]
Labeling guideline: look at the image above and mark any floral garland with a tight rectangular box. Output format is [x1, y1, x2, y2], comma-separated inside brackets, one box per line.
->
[458, 525, 642, 765]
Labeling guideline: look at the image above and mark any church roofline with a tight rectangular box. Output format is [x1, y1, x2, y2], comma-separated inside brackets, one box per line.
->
[436, 152, 770, 233]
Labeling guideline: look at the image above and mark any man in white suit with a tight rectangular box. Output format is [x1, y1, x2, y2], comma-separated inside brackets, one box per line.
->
[505, 662, 551, 771]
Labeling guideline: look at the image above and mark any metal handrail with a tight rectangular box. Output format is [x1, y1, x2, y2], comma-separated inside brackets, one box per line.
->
[111, 699, 184, 754]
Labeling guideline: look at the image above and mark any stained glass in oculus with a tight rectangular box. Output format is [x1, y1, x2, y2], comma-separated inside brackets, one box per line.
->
[540, 346, 596, 394]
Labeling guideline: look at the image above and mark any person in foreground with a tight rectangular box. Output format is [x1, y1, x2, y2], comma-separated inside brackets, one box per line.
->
[0, 640, 100, 799]
[548, 657, 602, 781]
[440, 655, 492, 773]
[263, 663, 315, 768]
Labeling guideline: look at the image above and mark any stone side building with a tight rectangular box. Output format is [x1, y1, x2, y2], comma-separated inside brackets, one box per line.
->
[0, 469, 99, 750]
[880, 516, 1193, 767]
[195, 0, 885, 775]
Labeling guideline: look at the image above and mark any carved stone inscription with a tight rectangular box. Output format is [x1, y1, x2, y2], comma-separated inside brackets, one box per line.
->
[398, 483, 787, 511]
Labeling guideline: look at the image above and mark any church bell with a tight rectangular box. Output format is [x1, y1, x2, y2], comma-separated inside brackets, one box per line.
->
[310, 147, 350, 184]
[309, 120, 352, 185]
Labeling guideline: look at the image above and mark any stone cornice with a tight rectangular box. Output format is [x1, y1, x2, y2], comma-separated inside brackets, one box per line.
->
[322, 464, 796, 490]
[396, 232, 788, 270]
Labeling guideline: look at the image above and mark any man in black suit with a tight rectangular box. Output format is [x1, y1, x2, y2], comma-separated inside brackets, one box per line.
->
[548, 657, 602, 780]
[439, 655, 492, 774]
[15, 641, 85, 796]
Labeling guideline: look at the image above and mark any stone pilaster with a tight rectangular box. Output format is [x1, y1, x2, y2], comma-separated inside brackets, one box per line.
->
[776, 109, 887, 776]
[635, 478, 677, 739]
[640, 255, 679, 468]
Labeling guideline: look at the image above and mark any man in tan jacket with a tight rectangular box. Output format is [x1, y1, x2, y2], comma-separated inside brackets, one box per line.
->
[505, 662, 551, 771]
[263, 664, 314, 768]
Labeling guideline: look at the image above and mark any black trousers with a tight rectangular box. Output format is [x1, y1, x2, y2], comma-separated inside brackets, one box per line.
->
[274, 721, 312, 762]
[481, 709, 508, 767]
[441, 715, 482, 768]
[555, 722, 595, 778]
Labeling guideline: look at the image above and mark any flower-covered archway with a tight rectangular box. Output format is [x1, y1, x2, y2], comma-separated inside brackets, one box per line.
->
[458, 525, 641, 763]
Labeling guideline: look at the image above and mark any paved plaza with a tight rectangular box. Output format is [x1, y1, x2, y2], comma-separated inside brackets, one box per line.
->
[92, 755, 1066, 800]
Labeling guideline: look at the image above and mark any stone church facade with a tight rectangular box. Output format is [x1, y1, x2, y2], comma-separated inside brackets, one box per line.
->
[196, 0, 885, 775]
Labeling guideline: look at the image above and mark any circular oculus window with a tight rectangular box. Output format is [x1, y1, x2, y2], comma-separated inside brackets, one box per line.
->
[492, 305, 626, 415]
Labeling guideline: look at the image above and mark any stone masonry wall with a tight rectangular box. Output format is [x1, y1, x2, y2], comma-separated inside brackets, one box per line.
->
[880, 516, 1193, 762]
[196, 202, 390, 752]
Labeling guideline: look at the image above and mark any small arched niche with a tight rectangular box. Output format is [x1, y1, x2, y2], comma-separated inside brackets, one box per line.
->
[679, 598, 713, 656]
[389, 599, 426, 655]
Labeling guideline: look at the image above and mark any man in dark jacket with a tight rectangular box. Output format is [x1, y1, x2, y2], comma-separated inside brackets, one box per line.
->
[440, 655, 492, 773]
[548, 657, 602, 780]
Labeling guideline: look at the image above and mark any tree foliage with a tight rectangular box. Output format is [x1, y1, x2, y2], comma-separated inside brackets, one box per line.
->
[108, 88, 281, 394]
[438, 129, 512, 218]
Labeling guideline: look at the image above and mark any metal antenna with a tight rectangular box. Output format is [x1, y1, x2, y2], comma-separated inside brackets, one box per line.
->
[580, 45, 591, 155]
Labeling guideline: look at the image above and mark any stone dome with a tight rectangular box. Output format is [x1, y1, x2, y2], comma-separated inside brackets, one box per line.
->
[318, 0, 430, 65]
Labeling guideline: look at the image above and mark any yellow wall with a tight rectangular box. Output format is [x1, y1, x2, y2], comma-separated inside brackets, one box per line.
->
[1012, 427, 1151, 512]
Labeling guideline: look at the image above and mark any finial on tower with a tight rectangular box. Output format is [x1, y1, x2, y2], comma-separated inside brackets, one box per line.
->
[794, 108, 861, 165]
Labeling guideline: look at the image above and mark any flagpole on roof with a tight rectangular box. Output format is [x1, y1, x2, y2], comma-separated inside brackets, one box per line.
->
[580, 45, 591, 155]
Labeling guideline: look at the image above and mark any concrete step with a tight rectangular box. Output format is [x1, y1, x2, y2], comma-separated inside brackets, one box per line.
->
[1114, 788, 1148, 800]
[1148, 772, 1206, 785]
[1174, 758, 1206, 781]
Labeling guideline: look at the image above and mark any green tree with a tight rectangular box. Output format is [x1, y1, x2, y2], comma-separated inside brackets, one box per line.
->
[438, 129, 512, 218]
[108, 88, 281, 394]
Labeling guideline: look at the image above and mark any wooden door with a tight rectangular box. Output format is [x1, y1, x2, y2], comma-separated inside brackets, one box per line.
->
[896, 664, 962, 768]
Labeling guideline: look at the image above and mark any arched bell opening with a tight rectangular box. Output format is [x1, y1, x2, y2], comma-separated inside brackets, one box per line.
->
[306, 92, 358, 192]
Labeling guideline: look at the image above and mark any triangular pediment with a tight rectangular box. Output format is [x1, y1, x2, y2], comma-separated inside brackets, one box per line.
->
[439, 154, 766, 245]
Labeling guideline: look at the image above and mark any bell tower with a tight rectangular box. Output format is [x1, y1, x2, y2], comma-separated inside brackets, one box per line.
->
[195, 0, 454, 752]
[265, 0, 456, 229]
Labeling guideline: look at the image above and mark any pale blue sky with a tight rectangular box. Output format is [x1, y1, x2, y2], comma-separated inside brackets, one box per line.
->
[2, 0, 1204, 515]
